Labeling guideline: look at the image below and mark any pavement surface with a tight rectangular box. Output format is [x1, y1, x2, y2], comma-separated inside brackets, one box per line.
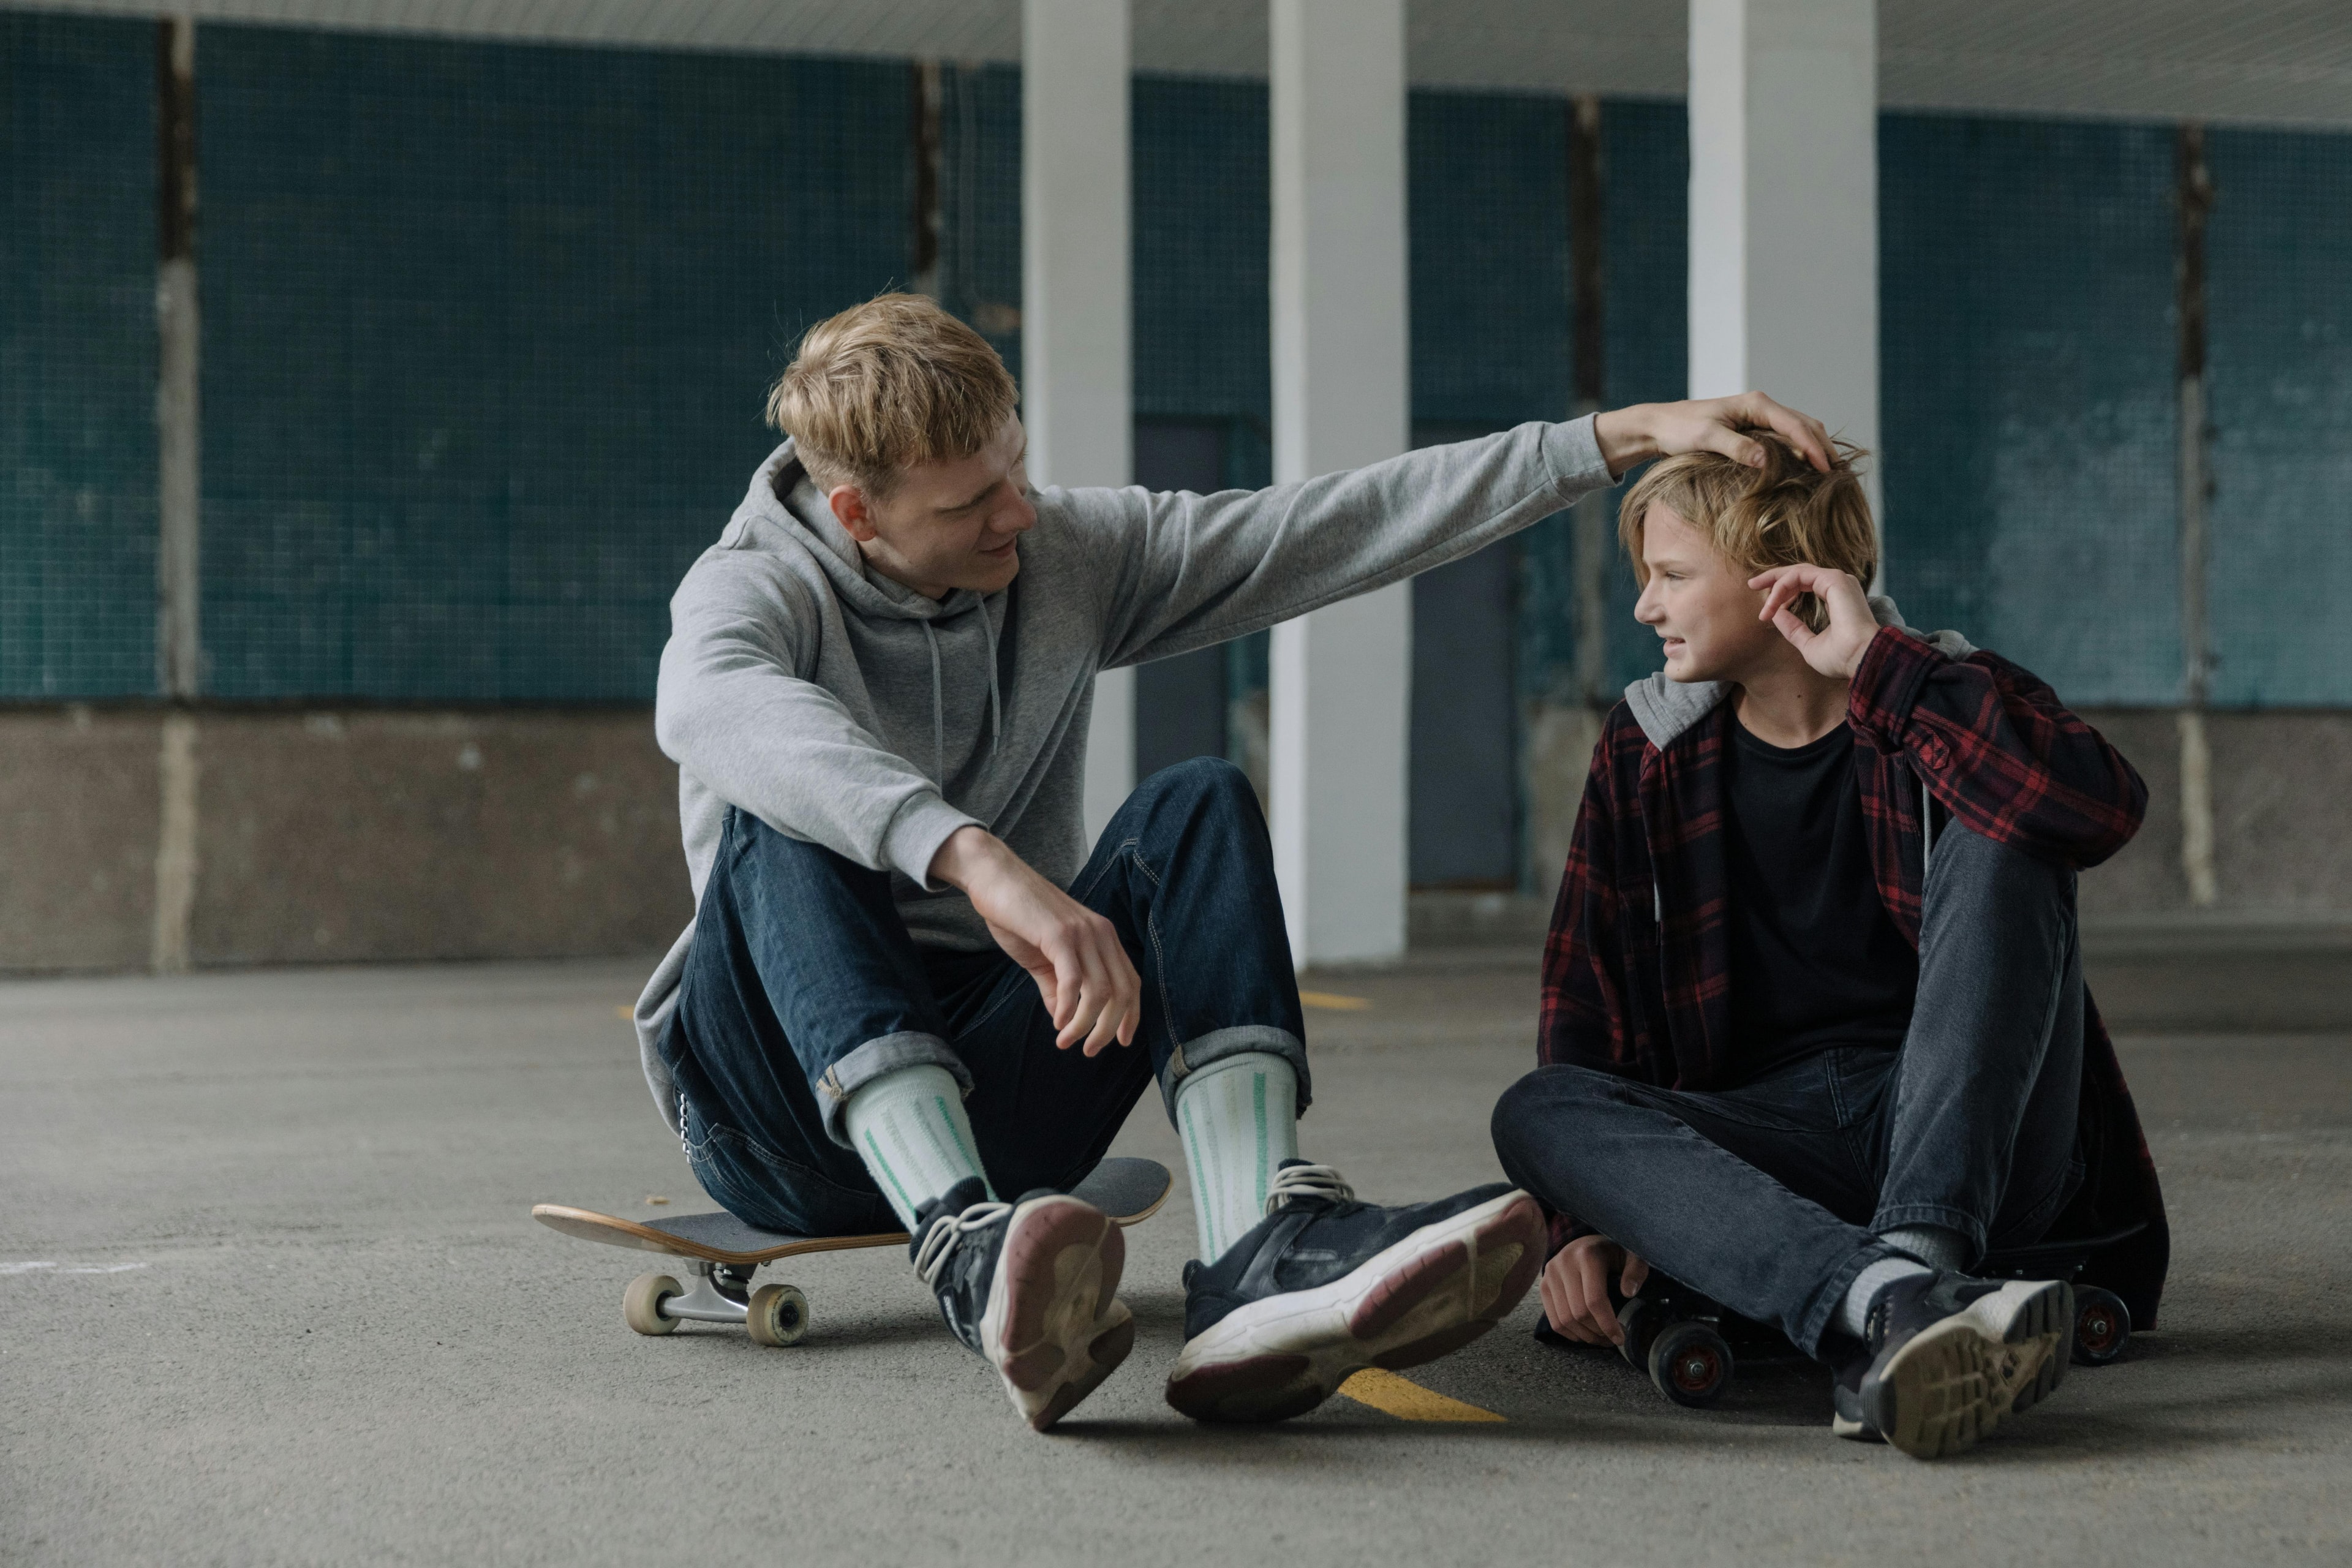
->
[4, 949, 2349, 1566]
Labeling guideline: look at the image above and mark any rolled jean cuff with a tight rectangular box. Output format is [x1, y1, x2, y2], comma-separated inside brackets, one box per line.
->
[1796, 1238, 1913, 1360]
[1158, 1025, 1311, 1124]
[814, 1031, 971, 1148]
[1870, 1202, 1988, 1264]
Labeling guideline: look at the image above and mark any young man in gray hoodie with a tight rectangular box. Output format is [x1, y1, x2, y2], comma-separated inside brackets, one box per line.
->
[634, 292, 1832, 1431]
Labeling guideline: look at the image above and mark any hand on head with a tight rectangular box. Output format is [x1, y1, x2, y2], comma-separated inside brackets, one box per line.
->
[1593, 391, 1834, 480]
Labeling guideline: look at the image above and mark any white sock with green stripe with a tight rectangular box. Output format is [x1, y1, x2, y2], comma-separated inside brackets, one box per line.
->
[841, 1064, 993, 1230]
[1174, 1052, 1300, 1262]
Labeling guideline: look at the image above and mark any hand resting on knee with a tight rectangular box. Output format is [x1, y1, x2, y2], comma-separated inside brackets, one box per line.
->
[930, 825, 1143, 1055]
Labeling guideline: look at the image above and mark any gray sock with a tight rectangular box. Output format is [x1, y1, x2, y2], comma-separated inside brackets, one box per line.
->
[1836, 1254, 1932, 1340]
[1880, 1224, 1969, 1274]
[1834, 1226, 1970, 1341]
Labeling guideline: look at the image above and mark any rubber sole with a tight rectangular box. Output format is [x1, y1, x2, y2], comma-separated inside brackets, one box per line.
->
[979, 1195, 1134, 1432]
[1164, 1189, 1545, 1424]
[1858, 1278, 2075, 1460]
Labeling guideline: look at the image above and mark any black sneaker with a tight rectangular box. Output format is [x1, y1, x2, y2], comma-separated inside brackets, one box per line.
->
[1830, 1270, 2075, 1459]
[911, 1177, 1136, 1431]
[1164, 1162, 1545, 1423]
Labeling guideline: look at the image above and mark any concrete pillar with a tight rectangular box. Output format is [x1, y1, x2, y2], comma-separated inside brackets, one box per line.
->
[1687, 0, 1880, 524]
[1020, 0, 1134, 842]
[1268, 0, 1410, 965]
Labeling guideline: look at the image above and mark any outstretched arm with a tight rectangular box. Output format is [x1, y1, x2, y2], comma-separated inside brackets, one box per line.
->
[1066, 393, 1836, 671]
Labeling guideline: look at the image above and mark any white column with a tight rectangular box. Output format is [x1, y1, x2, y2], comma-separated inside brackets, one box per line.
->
[1268, 0, 1410, 966]
[1022, 0, 1134, 841]
[1687, 0, 1880, 527]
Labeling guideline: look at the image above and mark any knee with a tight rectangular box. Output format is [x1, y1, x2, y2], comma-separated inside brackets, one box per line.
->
[1928, 823, 2075, 915]
[1490, 1065, 1600, 1164]
[1131, 756, 1259, 821]
[729, 809, 885, 894]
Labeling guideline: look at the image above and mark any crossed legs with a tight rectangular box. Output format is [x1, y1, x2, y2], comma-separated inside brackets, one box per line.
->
[1492, 823, 2084, 1357]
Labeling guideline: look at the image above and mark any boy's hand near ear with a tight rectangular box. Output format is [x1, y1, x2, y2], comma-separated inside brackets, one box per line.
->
[1750, 564, 1880, 679]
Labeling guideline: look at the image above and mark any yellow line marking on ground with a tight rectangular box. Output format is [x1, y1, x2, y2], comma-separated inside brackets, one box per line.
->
[1336, 1367, 1505, 1422]
[1298, 990, 1372, 1011]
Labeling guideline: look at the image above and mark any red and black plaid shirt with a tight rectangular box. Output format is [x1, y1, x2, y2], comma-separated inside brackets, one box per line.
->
[1539, 626, 2170, 1326]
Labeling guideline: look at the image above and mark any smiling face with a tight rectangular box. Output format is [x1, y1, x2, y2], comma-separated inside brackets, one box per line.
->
[1632, 502, 1787, 684]
[827, 413, 1036, 599]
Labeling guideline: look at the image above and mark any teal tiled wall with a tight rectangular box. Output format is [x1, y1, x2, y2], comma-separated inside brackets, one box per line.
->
[197, 26, 912, 699]
[4, 25, 2350, 710]
[2206, 126, 2352, 708]
[0, 13, 157, 698]
[1879, 114, 2184, 705]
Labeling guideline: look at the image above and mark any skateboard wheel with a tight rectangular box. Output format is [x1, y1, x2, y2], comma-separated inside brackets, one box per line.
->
[2071, 1286, 2130, 1366]
[624, 1272, 683, 1336]
[747, 1283, 810, 1348]
[1648, 1321, 1732, 1408]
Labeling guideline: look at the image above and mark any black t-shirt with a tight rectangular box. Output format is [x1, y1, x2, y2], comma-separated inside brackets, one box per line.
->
[1721, 715, 1919, 1080]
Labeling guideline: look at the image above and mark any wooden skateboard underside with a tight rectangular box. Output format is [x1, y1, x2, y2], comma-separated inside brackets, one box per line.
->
[534, 1156, 1172, 1268]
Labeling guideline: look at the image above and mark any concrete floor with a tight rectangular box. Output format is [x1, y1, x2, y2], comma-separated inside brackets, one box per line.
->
[4, 950, 2349, 1566]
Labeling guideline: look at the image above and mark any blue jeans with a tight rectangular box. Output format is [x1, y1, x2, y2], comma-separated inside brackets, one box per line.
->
[661, 758, 1311, 1238]
[1490, 823, 2086, 1358]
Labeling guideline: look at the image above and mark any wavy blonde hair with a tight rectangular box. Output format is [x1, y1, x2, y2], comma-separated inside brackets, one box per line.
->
[1618, 436, 1875, 631]
[766, 293, 1019, 497]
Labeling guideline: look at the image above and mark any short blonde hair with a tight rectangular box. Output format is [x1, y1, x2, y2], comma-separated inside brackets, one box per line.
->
[766, 293, 1019, 496]
[1618, 436, 1875, 630]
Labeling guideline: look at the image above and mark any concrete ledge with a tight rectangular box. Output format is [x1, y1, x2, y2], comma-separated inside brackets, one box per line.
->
[0, 707, 692, 973]
[4, 702, 2346, 974]
[1408, 889, 1552, 949]
[0, 707, 164, 971]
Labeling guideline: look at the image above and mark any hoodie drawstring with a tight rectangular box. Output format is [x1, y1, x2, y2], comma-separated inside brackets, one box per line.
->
[921, 620, 945, 785]
[919, 603, 1003, 788]
[979, 598, 1003, 758]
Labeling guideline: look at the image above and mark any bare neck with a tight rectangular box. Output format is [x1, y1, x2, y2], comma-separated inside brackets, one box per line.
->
[1728, 647, 1852, 748]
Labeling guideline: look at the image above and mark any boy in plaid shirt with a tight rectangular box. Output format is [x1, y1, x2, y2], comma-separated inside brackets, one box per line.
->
[1491, 440, 2167, 1459]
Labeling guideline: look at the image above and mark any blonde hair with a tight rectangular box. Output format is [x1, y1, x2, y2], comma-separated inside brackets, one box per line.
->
[766, 293, 1019, 496]
[1618, 436, 1875, 630]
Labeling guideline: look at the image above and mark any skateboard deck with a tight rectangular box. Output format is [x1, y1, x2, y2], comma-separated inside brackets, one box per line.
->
[533, 1155, 1172, 1267]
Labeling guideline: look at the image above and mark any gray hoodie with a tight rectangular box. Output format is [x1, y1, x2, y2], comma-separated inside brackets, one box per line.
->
[634, 417, 1614, 1130]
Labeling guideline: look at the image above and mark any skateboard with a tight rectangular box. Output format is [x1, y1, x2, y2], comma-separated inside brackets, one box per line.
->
[533, 1156, 1172, 1347]
[1547, 1222, 2147, 1409]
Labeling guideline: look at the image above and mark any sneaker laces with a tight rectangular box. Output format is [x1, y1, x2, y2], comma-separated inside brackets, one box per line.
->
[1264, 1163, 1354, 1215]
[913, 1199, 1012, 1291]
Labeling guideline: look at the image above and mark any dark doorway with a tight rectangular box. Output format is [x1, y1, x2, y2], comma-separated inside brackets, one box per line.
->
[1409, 422, 1520, 889]
[1131, 420, 1230, 778]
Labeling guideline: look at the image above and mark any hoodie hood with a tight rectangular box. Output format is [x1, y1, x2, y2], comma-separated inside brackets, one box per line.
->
[733, 439, 987, 625]
[732, 440, 1007, 782]
[1623, 595, 1976, 750]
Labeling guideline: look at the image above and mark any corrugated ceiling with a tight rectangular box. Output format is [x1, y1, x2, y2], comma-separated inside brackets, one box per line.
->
[12, 0, 2352, 127]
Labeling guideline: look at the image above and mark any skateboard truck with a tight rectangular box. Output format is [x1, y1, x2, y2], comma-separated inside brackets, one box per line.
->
[623, 1260, 811, 1346]
[662, 1262, 757, 1325]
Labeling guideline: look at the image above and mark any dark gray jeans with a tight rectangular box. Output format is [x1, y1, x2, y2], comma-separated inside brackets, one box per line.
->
[1490, 823, 2085, 1358]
